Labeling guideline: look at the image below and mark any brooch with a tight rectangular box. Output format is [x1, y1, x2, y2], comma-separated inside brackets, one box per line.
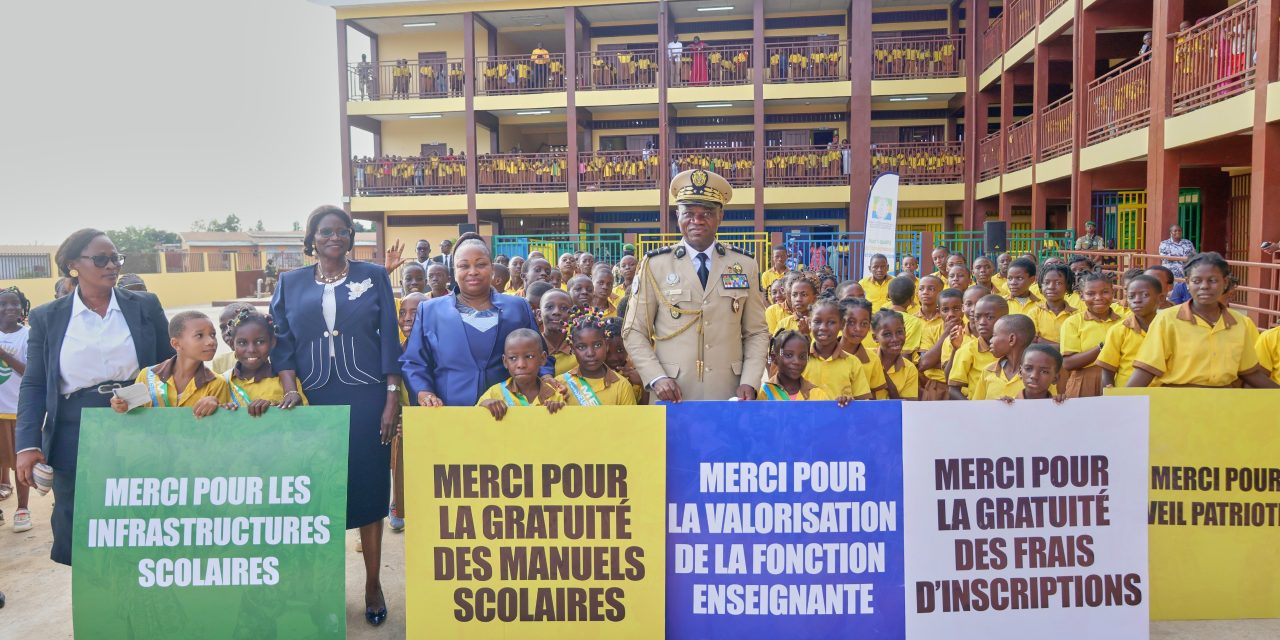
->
[346, 278, 373, 301]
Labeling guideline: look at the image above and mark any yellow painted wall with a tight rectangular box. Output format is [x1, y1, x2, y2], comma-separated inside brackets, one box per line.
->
[381, 119, 469, 156]
[378, 30, 465, 62]
[0, 272, 240, 309]
[384, 222, 497, 257]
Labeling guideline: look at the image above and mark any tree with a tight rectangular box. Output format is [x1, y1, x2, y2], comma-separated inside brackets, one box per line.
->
[107, 226, 181, 254]
[191, 214, 243, 232]
[254, 219, 265, 232]
[291, 221, 302, 231]
[352, 220, 373, 232]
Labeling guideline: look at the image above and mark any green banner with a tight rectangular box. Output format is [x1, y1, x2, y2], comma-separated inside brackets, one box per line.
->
[72, 407, 350, 639]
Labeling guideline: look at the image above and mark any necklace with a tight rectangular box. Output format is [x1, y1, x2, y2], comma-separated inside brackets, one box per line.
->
[316, 260, 350, 284]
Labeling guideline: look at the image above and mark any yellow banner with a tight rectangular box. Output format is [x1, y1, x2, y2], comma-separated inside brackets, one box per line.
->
[403, 406, 667, 639]
[1108, 388, 1280, 620]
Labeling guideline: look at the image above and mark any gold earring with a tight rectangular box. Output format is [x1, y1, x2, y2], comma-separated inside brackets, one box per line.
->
[69, 269, 79, 278]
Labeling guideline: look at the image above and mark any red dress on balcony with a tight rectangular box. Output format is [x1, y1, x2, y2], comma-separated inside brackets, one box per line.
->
[689, 40, 709, 86]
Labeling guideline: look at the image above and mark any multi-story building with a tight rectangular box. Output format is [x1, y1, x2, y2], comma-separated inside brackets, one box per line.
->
[315, 0, 1279, 313]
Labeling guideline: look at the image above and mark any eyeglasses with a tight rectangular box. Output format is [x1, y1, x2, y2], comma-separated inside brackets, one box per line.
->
[79, 254, 126, 268]
[316, 228, 353, 239]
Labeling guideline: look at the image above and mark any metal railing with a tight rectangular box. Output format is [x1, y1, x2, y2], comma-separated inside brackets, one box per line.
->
[1085, 51, 1151, 146]
[476, 53, 567, 96]
[577, 49, 660, 91]
[765, 40, 849, 83]
[871, 34, 964, 80]
[636, 232, 771, 271]
[353, 157, 467, 196]
[1007, 0, 1036, 44]
[764, 145, 849, 186]
[981, 15, 1004, 70]
[935, 230, 1076, 264]
[1042, 0, 1068, 18]
[1006, 115, 1035, 172]
[1170, 0, 1258, 115]
[476, 153, 567, 193]
[0, 252, 54, 279]
[346, 59, 465, 101]
[1039, 93, 1074, 161]
[870, 142, 964, 185]
[783, 231, 923, 281]
[578, 150, 660, 191]
[668, 43, 752, 88]
[978, 131, 1003, 181]
[492, 234, 628, 266]
[668, 148, 755, 188]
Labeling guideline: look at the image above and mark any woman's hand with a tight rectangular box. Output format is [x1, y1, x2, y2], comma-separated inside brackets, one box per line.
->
[16, 450, 44, 488]
[192, 397, 220, 419]
[384, 239, 407, 273]
[418, 391, 443, 407]
[380, 399, 400, 445]
[480, 399, 508, 421]
[279, 390, 302, 410]
[248, 399, 273, 417]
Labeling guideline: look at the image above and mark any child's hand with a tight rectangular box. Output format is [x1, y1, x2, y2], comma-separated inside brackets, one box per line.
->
[835, 395, 852, 408]
[110, 396, 130, 413]
[480, 399, 508, 421]
[396, 417, 403, 437]
[948, 325, 964, 348]
[1053, 394, 1068, 405]
[545, 400, 565, 414]
[542, 375, 567, 395]
[223, 402, 239, 411]
[797, 316, 811, 336]
[998, 396, 1015, 405]
[192, 397, 220, 419]
[248, 399, 273, 417]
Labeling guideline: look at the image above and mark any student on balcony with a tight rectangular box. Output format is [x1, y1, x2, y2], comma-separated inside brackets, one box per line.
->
[531, 42, 550, 88]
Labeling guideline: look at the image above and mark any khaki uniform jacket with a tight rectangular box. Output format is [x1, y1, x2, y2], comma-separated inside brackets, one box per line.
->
[622, 242, 769, 401]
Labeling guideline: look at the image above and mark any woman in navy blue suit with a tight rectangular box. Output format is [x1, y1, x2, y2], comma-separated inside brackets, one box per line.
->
[270, 206, 401, 626]
[401, 233, 552, 407]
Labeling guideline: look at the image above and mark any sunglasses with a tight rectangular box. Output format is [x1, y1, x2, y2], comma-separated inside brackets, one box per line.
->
[79, 253, 126, 268]
[316, 228, 353, 239]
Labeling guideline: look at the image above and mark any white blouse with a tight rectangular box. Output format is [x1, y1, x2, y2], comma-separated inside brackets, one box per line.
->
[59, 289, 140, 394]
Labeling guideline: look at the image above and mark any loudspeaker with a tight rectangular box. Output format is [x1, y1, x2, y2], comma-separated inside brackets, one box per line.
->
[457, 223, 477, 236]
[984, 220, 1008, 254]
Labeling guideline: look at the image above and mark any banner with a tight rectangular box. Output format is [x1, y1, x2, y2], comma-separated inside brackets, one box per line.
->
[404, 406, 666, 640]
[1109, 388, 1280, 620]
[665, 401, 905, 639]
[72, 407, 350, 639]
[902, 398, 1150, 639]
[862, 172, 900, 278]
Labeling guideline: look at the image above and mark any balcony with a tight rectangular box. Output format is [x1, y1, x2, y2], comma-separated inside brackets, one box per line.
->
[347, 59, 465, 101]
[1171, 0, 1258, 115]
[476, 152, 566, 192]
[981, 15, 1004, 71]
[579, 150, 659, 191]
[978, 132, 1002, 181]
[353, 156, 466, 196]
[669, 148, 755, 187]
[1007, 0, 1036, 45]
[1006, 115, 1035, 172]
[871, 35, 964, 80]
[1085, 51, 1151, 146]
[764, 145, 849, 186]
[765, 41, 849, 83]
[576, 50, 659, 91]
[1038, 94, 1073, 162]
[476, 54, 567, 96]
[669, 43, 753, 87]
[871, 142, 964, 185]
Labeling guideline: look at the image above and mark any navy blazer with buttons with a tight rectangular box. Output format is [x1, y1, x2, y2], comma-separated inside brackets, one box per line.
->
[16, 288, 174, 463]
[270, 260, 401, 390]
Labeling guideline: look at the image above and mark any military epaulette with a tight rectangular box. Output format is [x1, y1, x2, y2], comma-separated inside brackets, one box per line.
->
[726, 245, 755, 260]
[645, 246, 675, 259]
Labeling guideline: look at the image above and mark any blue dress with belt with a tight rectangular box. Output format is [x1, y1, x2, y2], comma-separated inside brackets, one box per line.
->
[271, 261, 401, 529]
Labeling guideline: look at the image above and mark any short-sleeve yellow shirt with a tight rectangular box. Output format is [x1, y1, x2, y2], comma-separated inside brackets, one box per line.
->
[1060, 309, 1123, 357]
[1134, 303, 1262, 387]
[1005, 292, 1043, 317]
[803, 347, 872, 399]
[1096, 315, 1153, 388]
[1027, 303, 1078, 345]
[134, 360, 230, 408]
[870, 348, 919, 400]
[477, 379, 567, 406]
[560, 369, 637, 406]
[859, 276, 892, 312]
[947, 335, 995, 398]
[971, 359, 1024, 401]
[1257, 326, 1280, 385]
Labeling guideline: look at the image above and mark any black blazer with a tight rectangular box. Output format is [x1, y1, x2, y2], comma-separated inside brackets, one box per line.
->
[15, 288, 174, 460]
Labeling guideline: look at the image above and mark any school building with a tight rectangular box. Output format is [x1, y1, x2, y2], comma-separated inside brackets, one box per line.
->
[316, 0, 1280, 317]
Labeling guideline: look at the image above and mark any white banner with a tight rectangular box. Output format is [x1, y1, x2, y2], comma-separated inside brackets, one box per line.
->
[861, 172, 900, 279]
[902, 397, 1150, 640]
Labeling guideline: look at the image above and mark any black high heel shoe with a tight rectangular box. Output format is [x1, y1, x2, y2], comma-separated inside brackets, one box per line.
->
[365, 586, 387, 626]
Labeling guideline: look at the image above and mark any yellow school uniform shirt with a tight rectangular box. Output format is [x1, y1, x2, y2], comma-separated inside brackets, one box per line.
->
[775, 314, 805, 334]
[1255, 326, 1280, 385]
[1097, 315, 1154, 388]
[223, 368, 309, 406]
[803, 347, 872, 398]
[546, 336, 578, 376]
[135, 357, 230, 408]
[947, 335, 995, 398]
[971, 359, 1025, 401]
[1065, 292, 1083, 310]
[1005, 291, 1043, 317]
[757, 375, 831, 401]
[477, 378, 567, 406]
[613, 283, 631, 300]
[1028, 302, 1078, 344]
[761, 268, 787, 293]
[914, 311, 947, 383]
[765, 303, 788, 334]
[986, 276, 1010, 297]
[1060, 309, 1123, 356]
[211, 350, 238, 375]
[889, 307, 923, 356]
[870, 348, 919, 400]
[859, 276, 892, 311]
[1134, 303, 1262, 387]
[843, 345, 888, 394]
[561, 368, 637, 405]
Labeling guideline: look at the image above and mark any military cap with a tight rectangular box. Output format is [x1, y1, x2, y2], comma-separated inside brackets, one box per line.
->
[671, 169, 732, 207]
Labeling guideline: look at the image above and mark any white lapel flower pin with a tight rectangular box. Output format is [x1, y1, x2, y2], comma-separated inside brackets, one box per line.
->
[346, 278, 373, 301]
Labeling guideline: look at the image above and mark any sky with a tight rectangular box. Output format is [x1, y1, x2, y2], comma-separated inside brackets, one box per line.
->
[1, 0, 347, 245]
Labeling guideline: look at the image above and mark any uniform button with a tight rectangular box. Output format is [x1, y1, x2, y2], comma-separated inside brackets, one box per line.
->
[323, 331, 331, 338]
[332, 329, 341, 337]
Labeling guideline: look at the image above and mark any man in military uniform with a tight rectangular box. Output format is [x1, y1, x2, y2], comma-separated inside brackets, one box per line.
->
[622, 169, 769, 402]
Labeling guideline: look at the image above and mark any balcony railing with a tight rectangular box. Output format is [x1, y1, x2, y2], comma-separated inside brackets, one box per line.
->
[978, 131, 1002, 181]
[871, 34, 964, 80]
[1085, 51, 1151, 146]
[764, 145, 849, 186]
[981, 15, 1004, 70]
[765, 41, 849, 83]
[353, 157, 466, 196]
[347, 60, 465, 101]
[668, 43, 752, 87]
[476, 54, 567, 96]
[669, 148, 755, 187]
[871, 141, 964, 185]
[1006, 115, 1035, 172]
[1042, 0, 1068, 19]
[576, 49, 659, 91]
[578, 150, 659, 191]
[1171, 0, 1258, 115]
[476, 153, 567, 192]
[1008, 0, 1036, 44]
[1039, 93, 1073, 161]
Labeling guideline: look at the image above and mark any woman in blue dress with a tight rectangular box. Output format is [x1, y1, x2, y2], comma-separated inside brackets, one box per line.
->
[271, 206, 401, 626]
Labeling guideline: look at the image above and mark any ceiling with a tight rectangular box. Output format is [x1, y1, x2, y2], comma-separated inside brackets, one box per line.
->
[353, 14, 463, 35]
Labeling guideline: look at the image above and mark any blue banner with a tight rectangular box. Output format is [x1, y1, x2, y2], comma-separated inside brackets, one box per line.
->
[666, 401, 905, 639]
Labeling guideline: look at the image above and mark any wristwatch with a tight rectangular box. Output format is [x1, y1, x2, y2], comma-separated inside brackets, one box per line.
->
[387, 384, 400, 393]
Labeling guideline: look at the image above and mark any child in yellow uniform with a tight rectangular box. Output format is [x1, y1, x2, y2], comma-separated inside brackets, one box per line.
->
[759, 330, 835, 401]
[1029, 264, 1077, 347]
[991, 252, 1012, 294]
[972, 314, 1037, 401]
[388, 294, 426, 531]
[1256, 325, 1280, 385]
[973, 256, 1007, 297]
[477, 329, 568, 420]
[220, 310, 307, 415]
[870, 309, 919, 400]
[1060, 273, 1123, 398]
[539, 289, 577, 376]
[1003, 257, 1042, 316]
[916, 282, 956, 401]
[1098, 275, 1161, 388]
[1002, 344, 1064, 402]
[761, 247, 789, 293]
[776, 275, 818, 334]
[112, 311, 230, 417]
[603, 317, 646, 404]
[590, 267, 619, 319]
[562, 310, 636, 405]
[838, 298, 889, 396]
[858, 254, 892, 311]
[804, 300, 872, 400]
[948, 294, 1006, 400]
[886, 276, 922, 359]
[765, 279, 789, 334]
[1129, 252, 1277, 389]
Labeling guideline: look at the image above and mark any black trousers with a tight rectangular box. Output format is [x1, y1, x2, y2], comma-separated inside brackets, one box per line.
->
[49, 390, 114, 566]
